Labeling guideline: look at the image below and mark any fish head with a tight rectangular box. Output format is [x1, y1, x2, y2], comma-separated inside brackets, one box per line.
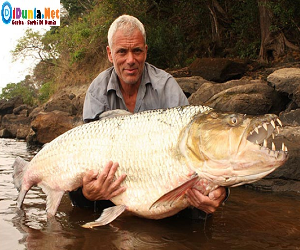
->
[184, 110, 288, 186]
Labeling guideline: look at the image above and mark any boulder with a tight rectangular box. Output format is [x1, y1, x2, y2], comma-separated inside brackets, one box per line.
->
[1, 112, 31, 138]
[44, 93, 78, 115]
[175, 76, 209, 98]
[0, 96, 23, 115]
[0, 128, 13, 138]
[188, 58, 247, 82]
[267, 68, 300, 108]
[189, 79, 288, 115]
[279, 109, 300, 126]
[30, 111, 74, 144]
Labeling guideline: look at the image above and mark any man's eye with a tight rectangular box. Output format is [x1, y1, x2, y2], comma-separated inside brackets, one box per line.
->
[117, 49, 127, 54]
[133, 48, 142, 53]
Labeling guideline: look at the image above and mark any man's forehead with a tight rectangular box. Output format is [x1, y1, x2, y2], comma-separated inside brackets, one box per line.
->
[112, 28, 145, 47]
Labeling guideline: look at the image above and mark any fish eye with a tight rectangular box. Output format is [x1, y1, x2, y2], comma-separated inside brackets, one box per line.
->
[229, 115, 239, 126]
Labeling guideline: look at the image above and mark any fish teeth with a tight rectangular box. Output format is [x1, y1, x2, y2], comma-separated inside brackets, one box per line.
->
[281, 143, 288, 152]
[272, 133, 275, 139]
[271, 120, 276, 129]
[272, 142, 276, 151]
[276, 118, 283, 127]
[255, 127, 259, 134]
[263, 139, 267, 148]
[263, 123, 268, 131]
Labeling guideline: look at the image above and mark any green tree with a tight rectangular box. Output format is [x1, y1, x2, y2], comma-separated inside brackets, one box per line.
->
[0, 75, 37, 106]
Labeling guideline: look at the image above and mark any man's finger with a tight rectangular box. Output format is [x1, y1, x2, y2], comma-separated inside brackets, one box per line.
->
[83, 169, 98, 183]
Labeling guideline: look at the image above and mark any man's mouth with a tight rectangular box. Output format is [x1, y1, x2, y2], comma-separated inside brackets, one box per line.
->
[124, 68, 138, 74]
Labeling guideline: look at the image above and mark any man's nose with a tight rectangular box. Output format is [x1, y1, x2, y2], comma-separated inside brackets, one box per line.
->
[126, 52, 135, 65]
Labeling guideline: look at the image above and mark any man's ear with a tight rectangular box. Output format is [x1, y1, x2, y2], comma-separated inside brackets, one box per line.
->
[106, 46, 113, 63]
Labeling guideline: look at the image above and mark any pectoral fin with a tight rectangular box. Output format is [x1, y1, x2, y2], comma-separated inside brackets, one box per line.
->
[150, 173, 199, 210]
[82, 205, 127, 228]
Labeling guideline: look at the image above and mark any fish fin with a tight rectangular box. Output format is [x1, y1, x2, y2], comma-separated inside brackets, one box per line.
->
[13, 157, 30, 209]
[12, 156, 29, 192]
[99, 109, 132, 120]
[150, 173, 199, 210]
[40, 185, 64, 217]
[82, 205, 127, 228]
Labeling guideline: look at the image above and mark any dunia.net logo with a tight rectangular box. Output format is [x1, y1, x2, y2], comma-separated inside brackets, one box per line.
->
[1, 1, 60, 26]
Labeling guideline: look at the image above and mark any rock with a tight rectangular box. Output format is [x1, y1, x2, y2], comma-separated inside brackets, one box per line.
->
[188, 58, 247, 82]
[176, 76, 209, 98]
[16, 126, 31, 139]
[1, 112, 31, 138]
[279, 109, 300, 126]
[44, 93, 78, 115]
[13, 104, 33, 115]
[0, 96, 23, 115]
[189, 79, 288, 115]
[30, 111, 74, 144]
[168, 67, 191, 77]
[0, 128, 13, 138]
[267, 68, 300, 108]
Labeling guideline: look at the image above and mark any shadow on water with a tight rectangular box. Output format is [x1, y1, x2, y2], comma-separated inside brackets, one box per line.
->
[1, 139, 300, 250]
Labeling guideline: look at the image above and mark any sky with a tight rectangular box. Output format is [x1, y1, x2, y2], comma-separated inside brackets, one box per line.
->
[0, 25, 49, 94]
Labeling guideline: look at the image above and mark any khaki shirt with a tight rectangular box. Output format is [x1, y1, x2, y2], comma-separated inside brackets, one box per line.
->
[83, 63, 189, 122]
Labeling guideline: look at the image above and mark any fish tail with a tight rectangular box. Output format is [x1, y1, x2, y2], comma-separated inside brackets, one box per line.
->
[12, 157, 29, 192]
[13, 157, 29, 208]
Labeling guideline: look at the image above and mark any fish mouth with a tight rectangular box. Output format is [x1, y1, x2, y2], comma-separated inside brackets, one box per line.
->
[246, 116, 288, 158]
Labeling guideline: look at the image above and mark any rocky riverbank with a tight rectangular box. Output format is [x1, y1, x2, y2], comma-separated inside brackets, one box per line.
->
[1, 58, 299, 192]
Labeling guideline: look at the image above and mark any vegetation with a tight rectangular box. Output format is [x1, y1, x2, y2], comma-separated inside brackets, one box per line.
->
[1, 0, 300, 105]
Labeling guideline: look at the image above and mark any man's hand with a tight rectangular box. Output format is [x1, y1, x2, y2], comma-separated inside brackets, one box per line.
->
[186, 186, 226, 214]
[82, 161, 127, 201]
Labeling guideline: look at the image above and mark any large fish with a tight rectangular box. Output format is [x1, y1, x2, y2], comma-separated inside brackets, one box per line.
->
[13, 105, 288, 228]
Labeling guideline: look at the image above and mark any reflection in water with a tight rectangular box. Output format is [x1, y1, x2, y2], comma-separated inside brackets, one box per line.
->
[1, 138, 300, 250]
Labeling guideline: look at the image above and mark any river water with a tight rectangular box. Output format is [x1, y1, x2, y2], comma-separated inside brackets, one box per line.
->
[1, 138, 300, 250]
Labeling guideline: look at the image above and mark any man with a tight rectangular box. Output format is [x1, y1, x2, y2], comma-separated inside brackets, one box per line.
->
[69, 15, 227, 218]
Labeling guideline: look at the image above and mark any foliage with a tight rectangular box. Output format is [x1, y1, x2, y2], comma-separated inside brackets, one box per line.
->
[38, 81, 54, 103]
[0, 76, 37, 106]
[5, 0, 300, 104]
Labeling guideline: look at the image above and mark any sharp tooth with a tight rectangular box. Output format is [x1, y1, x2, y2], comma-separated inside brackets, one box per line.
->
[277, 118, 282, 127]
[284, 145, 288, 151]
[263, 123, 268, 131]
[263, 139, 267, 148]
[282, 142, 285, 151]
[272, 142, 276, 151]
[276, 127, 280, 134]
[255, 127, 259, 134]
[272, 133, 275, 139]
[271, 120, 276, 128]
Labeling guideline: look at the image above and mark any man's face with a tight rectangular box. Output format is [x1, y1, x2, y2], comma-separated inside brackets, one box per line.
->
[107, 28, 148, 86]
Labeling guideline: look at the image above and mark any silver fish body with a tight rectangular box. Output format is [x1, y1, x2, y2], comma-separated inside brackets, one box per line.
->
[13, 105, 288, 227]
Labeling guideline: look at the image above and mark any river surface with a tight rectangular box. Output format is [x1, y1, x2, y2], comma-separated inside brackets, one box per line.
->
[1, 138, 300, 250]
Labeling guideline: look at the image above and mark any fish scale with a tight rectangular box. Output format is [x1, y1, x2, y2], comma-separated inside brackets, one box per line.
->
[12, 105, 288, 227]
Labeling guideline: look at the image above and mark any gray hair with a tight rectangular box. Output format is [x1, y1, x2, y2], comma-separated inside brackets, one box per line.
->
[107, 15, 146, 48]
